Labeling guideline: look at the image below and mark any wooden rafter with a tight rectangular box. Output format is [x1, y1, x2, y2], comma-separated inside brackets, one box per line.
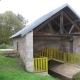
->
[69, 25, 74, 34]
[34, 12, 61, 32]
[63, 12, 80, 31]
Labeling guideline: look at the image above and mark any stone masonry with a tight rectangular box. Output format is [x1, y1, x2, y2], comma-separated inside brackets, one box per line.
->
[13, 31, 34, 72]
[25, 31, 33, 72]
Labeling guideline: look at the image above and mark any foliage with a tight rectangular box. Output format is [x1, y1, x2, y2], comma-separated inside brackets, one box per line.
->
[0, 52, 59, 80]
[0, 44, 13, 49]
[17, 14, 28, 27]
[0, 44, 7, 49]
[73, 72, 80, 80]
[0, 11, 26, 44]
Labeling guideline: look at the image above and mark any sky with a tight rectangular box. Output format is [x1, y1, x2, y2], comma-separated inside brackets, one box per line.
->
[0, 0, 80, 24]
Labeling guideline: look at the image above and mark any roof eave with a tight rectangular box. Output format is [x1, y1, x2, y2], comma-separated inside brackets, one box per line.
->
[10, 34, 21, 39]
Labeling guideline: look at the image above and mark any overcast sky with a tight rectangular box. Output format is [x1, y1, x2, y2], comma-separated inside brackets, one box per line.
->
[0, 0, 80, 24]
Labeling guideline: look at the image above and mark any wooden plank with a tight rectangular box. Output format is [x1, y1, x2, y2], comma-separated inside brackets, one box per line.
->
[60, 11, 64, 34]
[69, 25, 74, 34]
[63, 11, 80, 31]
[34, 12, 61, 32]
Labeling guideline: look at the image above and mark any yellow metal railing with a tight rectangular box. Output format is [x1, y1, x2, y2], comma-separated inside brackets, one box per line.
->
[67, 53, 80, 65]
[34, 47, 80, 65]
[33, 57, 48, 72]
[34, 48, 67, 63]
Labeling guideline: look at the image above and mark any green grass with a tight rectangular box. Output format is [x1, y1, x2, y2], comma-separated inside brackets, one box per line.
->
[73, 72, 80, 80]
[0, 52, 59, 80]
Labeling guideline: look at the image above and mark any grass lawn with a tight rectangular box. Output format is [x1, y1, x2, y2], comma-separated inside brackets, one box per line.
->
[0, 52, 59, 80]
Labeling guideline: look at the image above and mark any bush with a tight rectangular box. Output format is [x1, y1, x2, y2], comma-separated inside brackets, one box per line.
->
[73, 72, 80, 80]
[0, 44, 13, 49]
[0, 44, 7, 49]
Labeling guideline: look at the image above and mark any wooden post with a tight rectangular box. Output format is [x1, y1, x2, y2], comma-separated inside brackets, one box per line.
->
[60, 11, 63, 34]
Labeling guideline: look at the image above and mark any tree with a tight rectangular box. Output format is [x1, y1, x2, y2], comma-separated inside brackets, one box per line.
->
[0, 11, 25, 44]
[17, 14, 28, 27]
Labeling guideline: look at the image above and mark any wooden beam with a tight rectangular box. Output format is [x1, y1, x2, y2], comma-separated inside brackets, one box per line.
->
[33, 32, 45, 34]
[53, 20, 67, 33]
[63, 12, 80, 31]
[69, 25, 74, 34]
[60, 33, 80, 36]
[34, 33, 80, 37]
[34, 37, 61, 40]
[34, 33, 66, 37]
[34, 12, 61, 32]
[60, 11, 64, 34]
[48, 23, 55, 33]
[64, 20, 80, 26]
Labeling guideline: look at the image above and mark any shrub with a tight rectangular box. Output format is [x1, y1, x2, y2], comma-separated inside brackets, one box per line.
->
[73, 72, 80, 80]
[0, 44, 13, 49]
[0, 44, 7, 49]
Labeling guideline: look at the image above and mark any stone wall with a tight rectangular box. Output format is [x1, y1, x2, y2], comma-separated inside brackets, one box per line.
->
[13, 31, 33, 72]
[33, 37, 69, 53]
[33, 36, 80, 54]
[13, 35, 26, 63]
[73, 36, 80, 53]
[61, 39, 69, 52]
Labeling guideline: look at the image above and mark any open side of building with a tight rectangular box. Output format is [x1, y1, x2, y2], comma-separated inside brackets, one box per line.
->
[10, 3, 80, 72]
